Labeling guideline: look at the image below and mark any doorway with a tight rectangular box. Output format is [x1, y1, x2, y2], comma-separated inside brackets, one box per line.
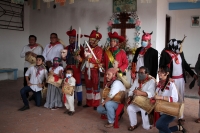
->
[165, 15, 171, 48]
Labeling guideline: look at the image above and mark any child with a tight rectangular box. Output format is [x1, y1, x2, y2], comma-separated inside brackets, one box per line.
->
[44, 57, 63, 110]
[62, 68, 76, 115]
[19, 55, 47, 111]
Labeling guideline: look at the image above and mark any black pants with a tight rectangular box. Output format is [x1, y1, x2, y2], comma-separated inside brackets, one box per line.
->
[24, 67, 29, 98]
[20, 86, 41, 107]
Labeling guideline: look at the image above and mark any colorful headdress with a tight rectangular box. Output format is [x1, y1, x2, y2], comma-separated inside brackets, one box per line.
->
[142, 30, 153, 41]
[66, 26, 83, 37]
[108, 32, 125, 43]
[167, 39, 182, 53]
[84, 27, 102, 40]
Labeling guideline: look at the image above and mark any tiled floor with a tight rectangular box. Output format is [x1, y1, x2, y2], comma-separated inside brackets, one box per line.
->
[0, 77, 199, 133]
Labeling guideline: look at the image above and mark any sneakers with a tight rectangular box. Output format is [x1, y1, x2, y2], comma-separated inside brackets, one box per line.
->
[18, 106, 30, 111]
[51, 107, 59, 110]
[77, 101, 82, 106]
[104, 122, 113, 128]
[83, 104, 90, 108]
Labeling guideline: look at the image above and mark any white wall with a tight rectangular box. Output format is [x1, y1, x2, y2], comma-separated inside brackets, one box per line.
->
[0, 5, 30, 80]
[30, 0, 158, 48]
[169, 9, 200, 66]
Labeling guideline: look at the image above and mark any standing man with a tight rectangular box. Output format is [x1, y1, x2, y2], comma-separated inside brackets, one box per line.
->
[20, 35, 43, 97]
[62, 28, 84, 106]
[43, 33, 64, 71]
[101, 32, 129, 87]
[159, 38, 197, 122]
[83, 29, 103, 110]
[131, 31, 158, 81]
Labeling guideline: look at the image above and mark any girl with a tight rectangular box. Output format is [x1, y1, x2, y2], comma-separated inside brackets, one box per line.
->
[154, 66, 186, 133]
[44, 57, 63, 110]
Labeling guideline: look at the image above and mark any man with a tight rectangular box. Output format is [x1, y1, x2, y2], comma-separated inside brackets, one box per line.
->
[19, 55, 48, 111]
[20, 35, 43, 97]
[195, 54, 200, 123]
[42, 33, 64, 71]
[83, 29, 103, 110]
[101, 32, 129, 87]
[131, 31, 158, 81]
[159, 38, 197, 122]
[97, 68, 126, 128]
[63, 28, 84, 106]
[127, 66, 155, 131]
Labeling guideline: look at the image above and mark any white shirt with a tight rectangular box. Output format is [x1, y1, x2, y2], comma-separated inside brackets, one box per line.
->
[25, 66, 48, 92]
[64, 77, 76, 86]
[128, 79, 156, 98]
[136, 54, 144, 72]
[42, 44, 63, 63]
[20, 45, 43, 68]
[155, 81, 178, 102]
[49, 66, 63, 75]
[172, 54, 183, 76]
[108, 80, 126, 99]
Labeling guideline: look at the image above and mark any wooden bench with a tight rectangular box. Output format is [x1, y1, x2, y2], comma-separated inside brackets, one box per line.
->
[0, 68, 18, 80]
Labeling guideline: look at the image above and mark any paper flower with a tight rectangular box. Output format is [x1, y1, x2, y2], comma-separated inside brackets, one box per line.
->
[128, 18, 134, 24]
[107, 27, 112, 32]
[134, 36, 140, 42]
[135, 20, 141, 26]
[107, 20, 113, 26]
[135, 26, 141, 31]
[114, 18, 120, 24]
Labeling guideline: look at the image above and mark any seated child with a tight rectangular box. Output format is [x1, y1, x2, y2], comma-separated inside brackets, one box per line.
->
[19, 55, 47, 111]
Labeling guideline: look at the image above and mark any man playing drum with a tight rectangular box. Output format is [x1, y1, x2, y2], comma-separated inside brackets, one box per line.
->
[127, 66, 156, 131]
[97, 68, 126, 128]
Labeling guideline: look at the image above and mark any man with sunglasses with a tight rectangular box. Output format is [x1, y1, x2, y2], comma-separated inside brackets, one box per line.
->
[42, 33, 64, 71]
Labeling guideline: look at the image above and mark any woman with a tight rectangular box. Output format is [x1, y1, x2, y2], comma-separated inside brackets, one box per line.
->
[154, 66, 186, 133]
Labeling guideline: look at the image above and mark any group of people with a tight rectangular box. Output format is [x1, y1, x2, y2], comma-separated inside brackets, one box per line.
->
[18, 27, 200, 133]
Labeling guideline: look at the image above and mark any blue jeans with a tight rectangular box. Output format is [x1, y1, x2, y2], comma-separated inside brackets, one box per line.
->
[20, 86, 41, 107]
[156, 114, 178, 133]
[97, 101, 118, 123]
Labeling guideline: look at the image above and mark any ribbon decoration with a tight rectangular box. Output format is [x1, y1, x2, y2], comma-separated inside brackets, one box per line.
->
[55, 0, 66, 6]
[11, 0, 25, 4]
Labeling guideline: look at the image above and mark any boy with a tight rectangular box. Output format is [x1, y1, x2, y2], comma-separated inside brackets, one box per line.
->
[19, 55, 48, 111]
[62, 68, 76, 115]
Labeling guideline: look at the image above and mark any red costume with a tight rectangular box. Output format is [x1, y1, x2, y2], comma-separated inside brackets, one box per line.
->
[64, 29, 84, 106]
[102, 32, 129, 86]
[84, 30, 103, 108]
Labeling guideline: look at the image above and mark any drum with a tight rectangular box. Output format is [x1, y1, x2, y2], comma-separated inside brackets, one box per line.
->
[41, 86, 48, 98]
[62, 84, 74, 96]
[25, 54, 36, 64]
[155, 100, 184, 118]
[47, 75, 63, 88]
[132, 96, 155, 114]
[102, 87, 125, 103]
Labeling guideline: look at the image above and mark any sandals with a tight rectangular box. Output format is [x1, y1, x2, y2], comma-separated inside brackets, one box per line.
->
[178, 119, 185, 125]
[68, 111, 75, 116]
[178, 122, 187, 133]
[128, 125, 137, 131]
[195, 118, 200, 123]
